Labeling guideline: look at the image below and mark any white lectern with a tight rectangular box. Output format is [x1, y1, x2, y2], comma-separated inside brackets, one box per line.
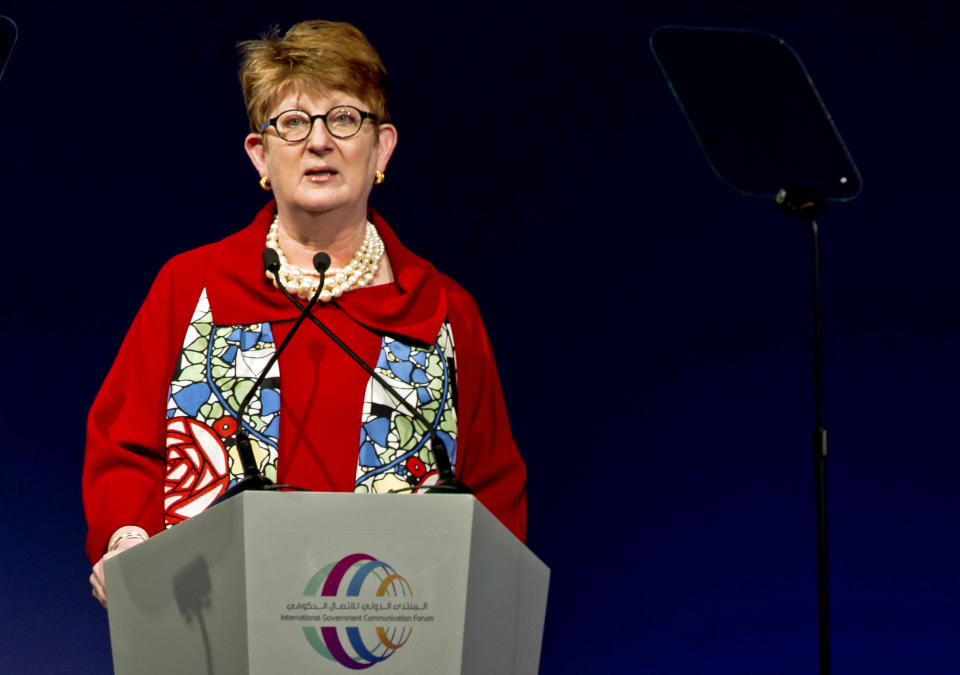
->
[106, 492, 549, 674]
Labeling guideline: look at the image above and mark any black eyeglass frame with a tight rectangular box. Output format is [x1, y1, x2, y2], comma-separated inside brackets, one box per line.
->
[259, 106, 379, 141]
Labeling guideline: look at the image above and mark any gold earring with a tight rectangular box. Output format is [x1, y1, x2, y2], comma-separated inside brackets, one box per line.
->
[374, 170, 385, 185]
[259, 176, 271, 191]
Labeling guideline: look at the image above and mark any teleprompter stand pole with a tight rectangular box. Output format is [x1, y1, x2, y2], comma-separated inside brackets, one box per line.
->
[650, 27, 863, 672]
[776, 187, 830, 675]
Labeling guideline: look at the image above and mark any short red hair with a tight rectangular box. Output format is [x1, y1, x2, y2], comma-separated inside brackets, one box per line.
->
[238, 20, 391, 133]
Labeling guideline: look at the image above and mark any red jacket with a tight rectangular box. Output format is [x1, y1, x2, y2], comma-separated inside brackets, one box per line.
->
[83, 203, 526, 562]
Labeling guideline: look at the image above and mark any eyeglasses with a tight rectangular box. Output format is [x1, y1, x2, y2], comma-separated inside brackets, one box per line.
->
[259, 106, 378, 141]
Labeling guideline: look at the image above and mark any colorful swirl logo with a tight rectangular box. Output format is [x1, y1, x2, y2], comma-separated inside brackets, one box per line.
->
[302, 553, 415, 670]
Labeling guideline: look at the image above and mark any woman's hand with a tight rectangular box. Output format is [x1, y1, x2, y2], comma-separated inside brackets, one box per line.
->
[89, 526, 149, 608]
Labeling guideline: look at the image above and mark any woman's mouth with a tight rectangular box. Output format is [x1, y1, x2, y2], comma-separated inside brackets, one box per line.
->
[306, 168, 336, 183]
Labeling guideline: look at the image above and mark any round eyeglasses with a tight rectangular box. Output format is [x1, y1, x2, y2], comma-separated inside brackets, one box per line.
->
[260, 106, 378, 141]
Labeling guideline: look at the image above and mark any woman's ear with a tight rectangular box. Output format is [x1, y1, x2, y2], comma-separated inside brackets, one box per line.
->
[375, 124, 398, 172]
[244, 133, 268, 177]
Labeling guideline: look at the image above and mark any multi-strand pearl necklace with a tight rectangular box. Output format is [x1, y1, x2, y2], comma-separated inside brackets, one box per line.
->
[265, 214, 385, 302]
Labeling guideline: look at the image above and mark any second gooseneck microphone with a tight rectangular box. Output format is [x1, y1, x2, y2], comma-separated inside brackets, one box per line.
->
[213, 250, 331, 505]
[263, 248, 469, 494]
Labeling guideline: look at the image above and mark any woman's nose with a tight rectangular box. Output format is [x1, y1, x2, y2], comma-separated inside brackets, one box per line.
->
[305, 118, 335, 151]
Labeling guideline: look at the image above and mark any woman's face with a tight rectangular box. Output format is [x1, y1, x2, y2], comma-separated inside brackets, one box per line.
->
[245, 88, 397, 225]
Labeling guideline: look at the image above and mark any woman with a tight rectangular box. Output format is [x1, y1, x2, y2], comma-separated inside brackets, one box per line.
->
[85, 20, 526, 607]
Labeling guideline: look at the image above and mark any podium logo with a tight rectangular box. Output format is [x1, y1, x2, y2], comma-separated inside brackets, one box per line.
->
[298, 553, 425, 670]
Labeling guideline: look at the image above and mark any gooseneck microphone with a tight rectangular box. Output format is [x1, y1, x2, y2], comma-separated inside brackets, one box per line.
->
[212, 250, 330, 505]
[263, 249, 469, 494]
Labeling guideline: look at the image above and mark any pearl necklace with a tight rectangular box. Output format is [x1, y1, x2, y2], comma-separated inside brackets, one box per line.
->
[265, 214, 385, 302]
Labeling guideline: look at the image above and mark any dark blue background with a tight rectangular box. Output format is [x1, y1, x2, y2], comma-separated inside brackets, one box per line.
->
[1, 2, 957, 672]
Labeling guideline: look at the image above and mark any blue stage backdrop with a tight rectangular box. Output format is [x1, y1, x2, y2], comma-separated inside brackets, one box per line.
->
[1, 2, 957, 672]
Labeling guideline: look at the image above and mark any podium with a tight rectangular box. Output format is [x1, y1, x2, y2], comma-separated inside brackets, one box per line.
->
[105, 492, 549, 674]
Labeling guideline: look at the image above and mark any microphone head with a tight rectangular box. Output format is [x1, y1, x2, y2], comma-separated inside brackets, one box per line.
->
[262, 248, 281, 273]
[313, 252, 332, 274]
